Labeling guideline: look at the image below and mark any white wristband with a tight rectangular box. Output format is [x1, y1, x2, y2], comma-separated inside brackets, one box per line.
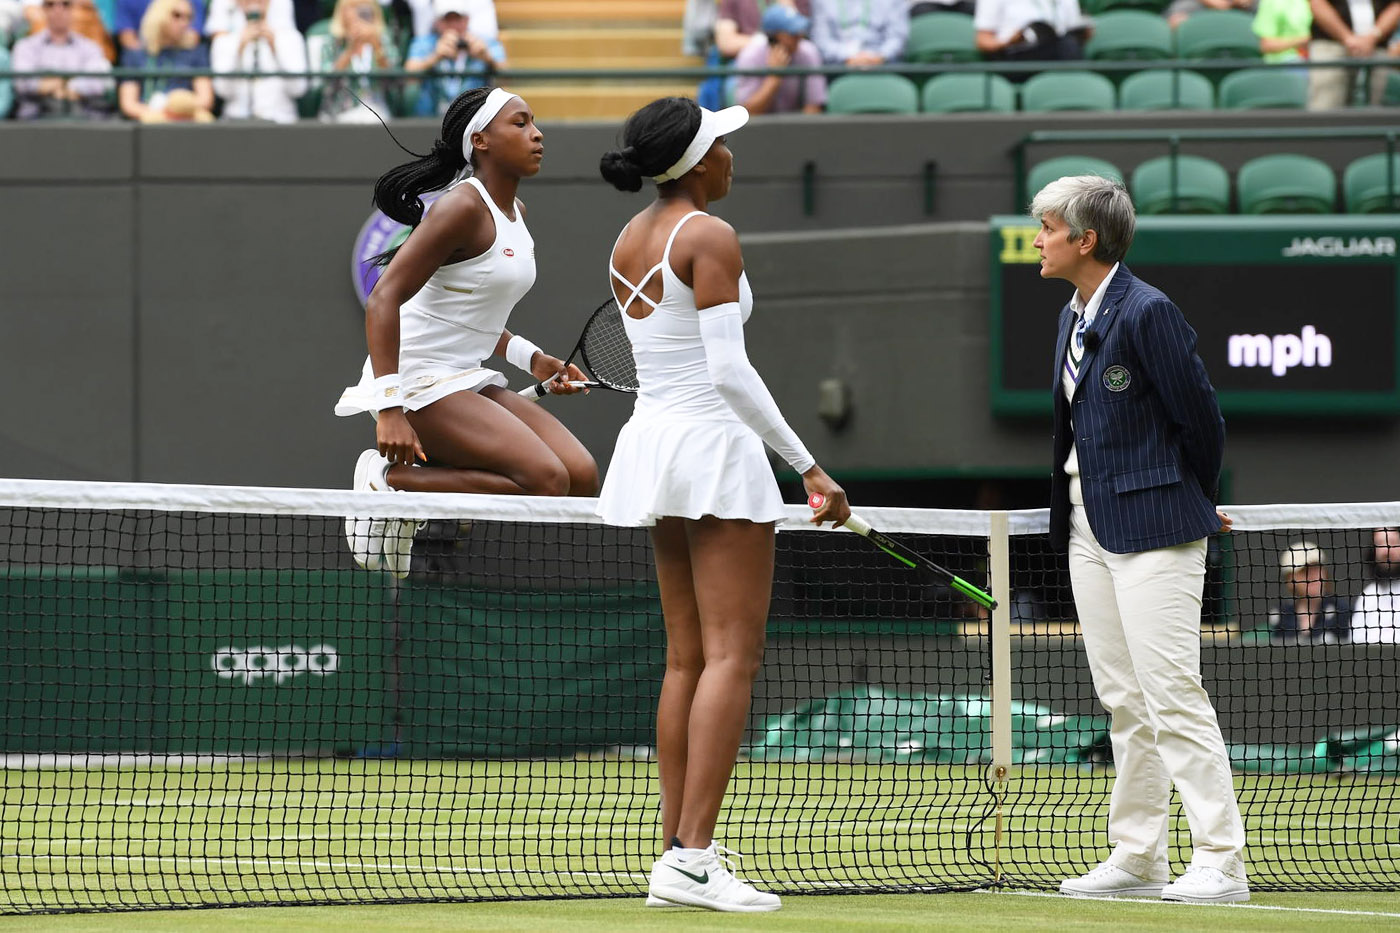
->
[370, 374, 403, 411]
[506, 334, 542, 373]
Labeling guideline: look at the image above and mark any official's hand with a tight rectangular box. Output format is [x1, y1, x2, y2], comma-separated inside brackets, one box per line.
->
[375, 408, 427, 467]
[1217, 509, 1233, 534]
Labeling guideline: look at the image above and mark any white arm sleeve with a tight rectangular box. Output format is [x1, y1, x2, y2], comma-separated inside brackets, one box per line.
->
[698, 301, 816, 475]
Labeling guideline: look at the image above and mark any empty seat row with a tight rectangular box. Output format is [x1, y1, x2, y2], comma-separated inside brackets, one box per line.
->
[1026, 153, 1400, 214]
[906, 10, 1263, 64]
[828, 68, 1306, 114]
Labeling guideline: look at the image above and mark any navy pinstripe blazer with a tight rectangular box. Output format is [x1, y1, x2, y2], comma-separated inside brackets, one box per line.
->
[1049, 264, 1225, 555]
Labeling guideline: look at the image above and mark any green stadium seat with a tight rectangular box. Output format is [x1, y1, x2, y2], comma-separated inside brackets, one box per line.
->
[825, 73, 920, 114]
[1174, 10, 1262, 60]
[1131, 154, 1231, 214]
[1020, 71, 1117, 111]
[1118, 68, 1214, 109]
[920, 73, 1016, 112]
[1343, 153, 1400, 213]
[1027, 156, 1125, 197]
[905, 12, 979, 63]
[1085, 11, 1174, 61]
[1218, 68, 1308, 108]
[1237, 154, 1337, 213]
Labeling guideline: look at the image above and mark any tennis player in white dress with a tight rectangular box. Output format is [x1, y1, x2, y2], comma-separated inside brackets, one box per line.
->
[334, 87, 596, 577]
[597, 97, 849, 913]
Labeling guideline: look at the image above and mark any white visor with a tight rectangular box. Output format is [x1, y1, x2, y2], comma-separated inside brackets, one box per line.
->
[651, 105, 749, 183]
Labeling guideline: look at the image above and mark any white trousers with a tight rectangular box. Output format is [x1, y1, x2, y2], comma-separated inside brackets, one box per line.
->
[1068, 506, 1247, 882]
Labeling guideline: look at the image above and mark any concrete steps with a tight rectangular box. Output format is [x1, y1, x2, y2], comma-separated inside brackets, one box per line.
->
[496, 0, 697, 121]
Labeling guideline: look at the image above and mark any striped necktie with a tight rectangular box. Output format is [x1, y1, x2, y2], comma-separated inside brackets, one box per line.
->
[1065, 314, 1089, 384]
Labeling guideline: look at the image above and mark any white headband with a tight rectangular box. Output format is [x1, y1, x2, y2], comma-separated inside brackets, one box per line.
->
[460, 88, 522, 167]
[651, 105, 750, 183]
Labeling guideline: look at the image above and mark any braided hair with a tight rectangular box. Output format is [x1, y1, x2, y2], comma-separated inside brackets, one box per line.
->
[599, 97, 703, 192]
[370, 87, 493, 265]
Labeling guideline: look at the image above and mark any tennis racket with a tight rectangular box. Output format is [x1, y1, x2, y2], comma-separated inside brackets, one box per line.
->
[519, 297, 639, 400]
[809, 493, 998, 610]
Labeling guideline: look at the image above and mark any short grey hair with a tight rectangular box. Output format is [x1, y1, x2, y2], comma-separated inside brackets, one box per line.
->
[1030, 174, 1136, 265]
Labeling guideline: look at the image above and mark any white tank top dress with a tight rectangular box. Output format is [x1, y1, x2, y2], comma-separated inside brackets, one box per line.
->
[596, 211, 788, 528]
[335, 175, 537, 416]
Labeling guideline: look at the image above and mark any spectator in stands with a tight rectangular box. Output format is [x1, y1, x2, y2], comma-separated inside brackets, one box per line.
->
[403, 0, 493, 40]
[12, 0, 114, 118]
[1166, 0, 1254, 30]
[813, 0, 908, 65]
[210, 0, 308, 123]
[22, 0, 117, 59]
[733, 4, 825, 114]
[405, 0, 503, 117]
[1254, 541, 1350, 644]
[0, 47, 12, 118]
[314, 0, 399, 122]
[1307, 0, 1400, 107]
[1253, 0, 1312, 65]
[118, 0, 212, 121]
[912, 0, 974, 18]
[1351, 527, 1400, 644]
[714, 0, 811, 58]
[682, 0, 717, 56]
[115, 0, 204, 51]
[203, 0, 290, 37]
[974, 0, 1089, 62]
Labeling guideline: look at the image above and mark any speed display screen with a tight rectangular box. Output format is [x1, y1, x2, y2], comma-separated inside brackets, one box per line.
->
[990, 216, 1400, 415]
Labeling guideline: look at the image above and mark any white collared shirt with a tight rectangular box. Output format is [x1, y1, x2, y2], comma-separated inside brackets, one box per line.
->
[1062, 262, 1119, 501]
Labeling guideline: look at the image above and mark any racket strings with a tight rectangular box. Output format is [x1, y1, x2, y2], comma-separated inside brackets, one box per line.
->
[578, 300, 640, 392]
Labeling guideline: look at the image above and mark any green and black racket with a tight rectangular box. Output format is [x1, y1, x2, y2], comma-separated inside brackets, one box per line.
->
[809, 493, 998, 610]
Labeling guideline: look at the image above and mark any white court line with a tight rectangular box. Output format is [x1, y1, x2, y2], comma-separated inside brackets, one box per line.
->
[984, 889, 1400, 919]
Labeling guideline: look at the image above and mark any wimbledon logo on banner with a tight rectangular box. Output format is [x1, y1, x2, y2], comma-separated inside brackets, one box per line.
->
[211, 644, 340, 686]
[351, 191, 443, 306]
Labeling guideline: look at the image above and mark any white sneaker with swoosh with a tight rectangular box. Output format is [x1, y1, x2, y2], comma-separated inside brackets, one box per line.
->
[347, 449, 392, 571]
[646, 844, 780, 912]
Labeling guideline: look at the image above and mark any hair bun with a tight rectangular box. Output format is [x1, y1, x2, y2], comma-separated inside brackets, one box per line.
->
[599, 148, 644, 192]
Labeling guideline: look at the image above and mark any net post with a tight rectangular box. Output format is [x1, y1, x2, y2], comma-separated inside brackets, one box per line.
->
[987, 510, 1013, 884]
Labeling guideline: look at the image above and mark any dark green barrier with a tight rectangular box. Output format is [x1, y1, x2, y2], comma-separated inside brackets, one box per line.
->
[0, 567, 156, 754]
[156, 570, 392, 755]
[395, 583, 665, 758]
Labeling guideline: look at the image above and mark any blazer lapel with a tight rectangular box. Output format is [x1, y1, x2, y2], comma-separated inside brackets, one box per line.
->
[1070, 264, 1131, 400]
[1053, 303, 1075, 389]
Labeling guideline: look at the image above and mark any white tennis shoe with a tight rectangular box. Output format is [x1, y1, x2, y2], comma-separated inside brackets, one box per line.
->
[381, 517, 424, 579]
[347, 449, 391, 571]
[1059, 863, 1166, 898]
[1160, 866, 1250, 903]
[647, 844, 780, 912]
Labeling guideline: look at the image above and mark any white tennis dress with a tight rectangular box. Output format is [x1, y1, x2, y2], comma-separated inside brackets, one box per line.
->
[597, 211, 790, 527]
[335, 175, 537, 416]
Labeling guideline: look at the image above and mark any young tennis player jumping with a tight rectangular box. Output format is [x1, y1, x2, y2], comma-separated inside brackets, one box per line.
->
[334, 87, 596, 576]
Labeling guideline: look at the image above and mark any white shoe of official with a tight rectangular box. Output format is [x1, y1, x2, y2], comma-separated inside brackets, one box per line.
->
[347, 449, 392, 571]
[1160, 866, 1250, 903]
[647, 844, 781, 912]
[1059, 864, 1166, 898]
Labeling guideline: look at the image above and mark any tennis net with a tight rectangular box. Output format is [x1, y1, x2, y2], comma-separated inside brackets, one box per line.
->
[0, 479, 1395, 913]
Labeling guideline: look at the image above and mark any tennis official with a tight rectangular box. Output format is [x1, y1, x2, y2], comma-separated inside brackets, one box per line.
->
[1032, 175, 1248, 904]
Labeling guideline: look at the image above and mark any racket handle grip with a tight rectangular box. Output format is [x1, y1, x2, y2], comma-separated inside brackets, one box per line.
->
[518, 382, 550, 401]
[808, 493, 871, 536]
